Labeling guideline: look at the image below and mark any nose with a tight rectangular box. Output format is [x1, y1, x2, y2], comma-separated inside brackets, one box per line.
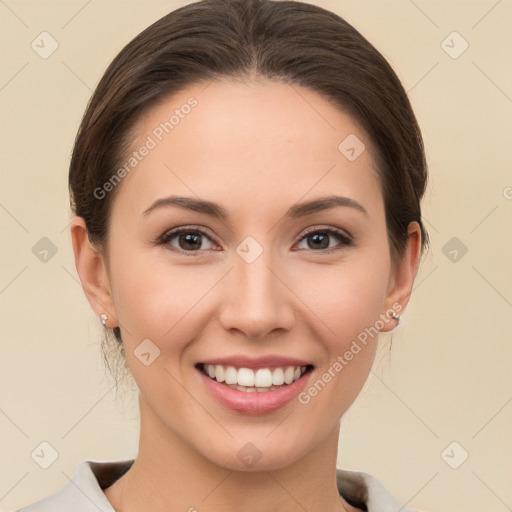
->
[218, 248, 295, 340]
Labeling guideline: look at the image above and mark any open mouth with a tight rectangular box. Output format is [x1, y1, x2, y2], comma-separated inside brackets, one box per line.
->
[196, 363, 314, 393]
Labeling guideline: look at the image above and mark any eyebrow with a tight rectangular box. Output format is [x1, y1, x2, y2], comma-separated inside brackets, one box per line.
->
[142, 194, 368, 219]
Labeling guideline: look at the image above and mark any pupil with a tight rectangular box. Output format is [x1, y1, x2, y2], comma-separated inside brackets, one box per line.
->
[310, 233, 328, 249]
[181, 233, 201, 250]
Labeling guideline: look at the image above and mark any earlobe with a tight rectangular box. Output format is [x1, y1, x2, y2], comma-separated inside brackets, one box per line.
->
[380, 221, 422, 333]
[69, 217, 118, 327]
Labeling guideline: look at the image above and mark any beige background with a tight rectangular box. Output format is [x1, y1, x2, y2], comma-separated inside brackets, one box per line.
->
[1, 1, 511, 511]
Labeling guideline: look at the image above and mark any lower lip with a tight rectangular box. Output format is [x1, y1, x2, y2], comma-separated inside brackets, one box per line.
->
[197, 368, 311, 416]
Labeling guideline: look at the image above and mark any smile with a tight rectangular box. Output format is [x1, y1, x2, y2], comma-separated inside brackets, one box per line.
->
[196, 360, 314, 415]
[199, 363, 309, 392]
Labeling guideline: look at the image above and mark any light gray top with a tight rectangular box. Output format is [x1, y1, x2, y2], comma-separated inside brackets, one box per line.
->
[14, 459, 420, 512]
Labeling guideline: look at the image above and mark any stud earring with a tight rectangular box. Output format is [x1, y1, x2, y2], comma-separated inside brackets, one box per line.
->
[100, 313, 108, 326]
[391, 311, 400, 325]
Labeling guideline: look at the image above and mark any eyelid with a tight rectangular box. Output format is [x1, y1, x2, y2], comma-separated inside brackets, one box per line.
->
[160, 225, 215, 241]
[298, 224, 352, 240]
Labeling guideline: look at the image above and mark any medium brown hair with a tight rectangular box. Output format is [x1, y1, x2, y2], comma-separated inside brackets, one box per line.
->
[69, 0, 429, 380]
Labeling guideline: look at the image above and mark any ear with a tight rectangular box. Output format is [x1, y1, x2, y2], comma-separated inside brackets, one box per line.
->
[70, 216, 118, 328]
[379, 221, 422, 333]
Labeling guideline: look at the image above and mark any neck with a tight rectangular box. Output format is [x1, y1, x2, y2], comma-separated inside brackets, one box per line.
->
[105, 394, 354, 512]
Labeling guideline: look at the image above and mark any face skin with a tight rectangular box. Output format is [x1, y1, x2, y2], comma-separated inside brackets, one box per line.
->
[71, 78, 421, 512]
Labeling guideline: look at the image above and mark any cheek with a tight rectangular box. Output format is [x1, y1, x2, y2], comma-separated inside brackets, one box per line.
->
[295, 288, 383, 428]
[297, 253, 390, 397]
[109, 248, 223, 348]
[302, 254, 391, 341]
[107, 254, 215, 406]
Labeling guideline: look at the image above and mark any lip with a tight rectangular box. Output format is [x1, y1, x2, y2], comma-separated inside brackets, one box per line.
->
[196, 358, 314, 416]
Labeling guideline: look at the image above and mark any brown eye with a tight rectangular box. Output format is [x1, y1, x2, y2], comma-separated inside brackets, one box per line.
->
[296, 228, 352, 252]
[161, 228, 216, 252]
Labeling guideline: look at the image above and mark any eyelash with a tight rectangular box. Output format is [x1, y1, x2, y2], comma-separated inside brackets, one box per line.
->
[157, 225, 353, 256]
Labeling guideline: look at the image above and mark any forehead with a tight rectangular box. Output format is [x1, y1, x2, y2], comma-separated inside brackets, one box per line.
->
[112, 78, 383, 219]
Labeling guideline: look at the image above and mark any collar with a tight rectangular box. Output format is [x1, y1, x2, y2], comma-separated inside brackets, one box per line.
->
[17, 459, 418, 512]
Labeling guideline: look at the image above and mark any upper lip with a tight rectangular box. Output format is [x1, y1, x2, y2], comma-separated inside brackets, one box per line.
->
[198, 355, 313, 370]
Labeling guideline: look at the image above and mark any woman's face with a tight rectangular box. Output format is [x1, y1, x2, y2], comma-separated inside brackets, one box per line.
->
[81, 79, 414, 470]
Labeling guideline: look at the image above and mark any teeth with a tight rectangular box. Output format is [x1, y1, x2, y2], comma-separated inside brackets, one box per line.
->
[255, 368, 272, 387]
[238, 368, 255, 387]
[284, 367, 295, 384]
[233, 384, 280, 392]
[215, 365, 225, 383]
[272, 368, 285, 385]
[225, 366, 238, 385]
[202, 364, 307, 390]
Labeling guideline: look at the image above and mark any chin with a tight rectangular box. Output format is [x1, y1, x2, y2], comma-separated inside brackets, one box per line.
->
[191, 428, 320, 474]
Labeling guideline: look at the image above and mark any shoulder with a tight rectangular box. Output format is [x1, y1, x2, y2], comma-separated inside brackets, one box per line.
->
[12, 459, 134, 512]
[336, 467, 427, 512]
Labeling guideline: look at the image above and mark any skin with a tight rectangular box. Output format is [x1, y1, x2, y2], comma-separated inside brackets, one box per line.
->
[71, 78, 421, 512]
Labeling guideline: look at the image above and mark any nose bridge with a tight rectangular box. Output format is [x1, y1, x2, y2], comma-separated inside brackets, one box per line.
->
[219, 239, 294, 339]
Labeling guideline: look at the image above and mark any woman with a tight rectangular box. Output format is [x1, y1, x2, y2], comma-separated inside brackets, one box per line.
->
[16, 0, 428, 510]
